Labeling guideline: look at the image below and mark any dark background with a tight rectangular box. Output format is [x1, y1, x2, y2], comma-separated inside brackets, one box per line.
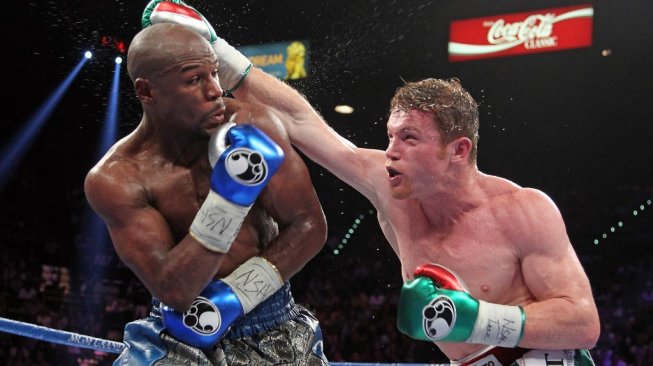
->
[3, 0, 652, 252]
[1, 0, 653, 363]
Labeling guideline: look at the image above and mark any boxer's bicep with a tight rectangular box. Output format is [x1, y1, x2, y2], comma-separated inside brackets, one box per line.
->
[515, 191, 599, 348]
[516, 189, 591, 302]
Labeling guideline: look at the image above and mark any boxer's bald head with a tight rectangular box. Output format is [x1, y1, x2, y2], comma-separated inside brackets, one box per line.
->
[127, 23, 215, 83]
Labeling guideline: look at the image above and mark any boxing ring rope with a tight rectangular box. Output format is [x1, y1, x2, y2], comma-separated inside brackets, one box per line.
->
[0, 316, 126, 353]
[0, 316, 444, 365]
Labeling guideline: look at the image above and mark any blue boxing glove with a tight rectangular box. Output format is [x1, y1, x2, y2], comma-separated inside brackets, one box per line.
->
[161, 256, 284, 349]
[189, 122, 284, 253]
[142, 0, 252, 94]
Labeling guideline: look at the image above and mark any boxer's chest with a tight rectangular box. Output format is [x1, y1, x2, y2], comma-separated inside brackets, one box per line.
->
[393, 208, 521, 302]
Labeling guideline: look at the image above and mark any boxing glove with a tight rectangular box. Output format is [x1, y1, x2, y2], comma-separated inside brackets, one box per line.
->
[397, 263, 525, 347]
[161, 256, 284, 349]
[142, 0, 252, 94]
[189, 122, 284, 253]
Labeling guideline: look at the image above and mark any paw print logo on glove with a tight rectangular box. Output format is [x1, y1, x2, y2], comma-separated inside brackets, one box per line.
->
[422, 295, 456, 341]
[183, 297, 221, 335]
[225, 148, 268, 185]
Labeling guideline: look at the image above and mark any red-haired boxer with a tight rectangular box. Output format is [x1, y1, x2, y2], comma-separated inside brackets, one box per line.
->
[210, 46, 601, 366]
[280, 77, 599, 365]
[277, 77, 600, 365]
[85, 22, 328, 365]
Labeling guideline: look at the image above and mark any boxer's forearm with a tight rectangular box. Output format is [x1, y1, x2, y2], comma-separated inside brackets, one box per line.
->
[518, 298, 600, 350]
[233, 68, 356, 163]
[233, 69, 324, 138]
[260, 210, 326, 281]
[231, 67, 382, 202]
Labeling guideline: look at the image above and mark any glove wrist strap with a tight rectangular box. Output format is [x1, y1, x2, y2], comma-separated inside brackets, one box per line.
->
[189, 190, 250, 253]
[223, 64, 252, 97]
[222, 256, 284, 314]
[213, 37, 252, 94]
[468, 301, 525, 347]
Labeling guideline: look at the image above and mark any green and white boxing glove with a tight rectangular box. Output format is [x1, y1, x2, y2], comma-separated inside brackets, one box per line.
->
[397, 263, 525, 347]
[142, 0, 252, 94]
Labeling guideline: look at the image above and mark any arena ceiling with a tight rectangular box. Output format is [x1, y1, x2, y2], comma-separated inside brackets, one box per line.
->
[3, 0, 653, 252]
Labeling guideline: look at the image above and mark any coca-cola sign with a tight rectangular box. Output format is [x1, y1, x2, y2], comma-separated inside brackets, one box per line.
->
[449, 5, 593, 62]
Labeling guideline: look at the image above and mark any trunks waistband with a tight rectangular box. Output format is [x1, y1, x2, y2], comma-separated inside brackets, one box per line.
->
[452, 346, 529, 366]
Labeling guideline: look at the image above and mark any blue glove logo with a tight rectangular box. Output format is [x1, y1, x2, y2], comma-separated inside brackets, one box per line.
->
[225, 148, 268, 185]
[183, 296, 222, 335]
[422, 296, 456, 340]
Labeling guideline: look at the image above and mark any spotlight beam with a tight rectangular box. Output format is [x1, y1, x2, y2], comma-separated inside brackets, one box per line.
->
[98, 60, 121, 158]
[0, 55, 90, 190]
[78, 59, 122, 296]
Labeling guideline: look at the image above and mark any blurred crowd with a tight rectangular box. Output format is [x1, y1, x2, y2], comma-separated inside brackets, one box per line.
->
[0, 182, 652, 365]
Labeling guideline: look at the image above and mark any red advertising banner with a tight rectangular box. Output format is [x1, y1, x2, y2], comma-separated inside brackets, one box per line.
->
[448, 5, 593, 62]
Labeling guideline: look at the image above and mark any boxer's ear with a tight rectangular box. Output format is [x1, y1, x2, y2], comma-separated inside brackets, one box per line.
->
[135, 78, 153, 102]
[449, 137, 472, 163]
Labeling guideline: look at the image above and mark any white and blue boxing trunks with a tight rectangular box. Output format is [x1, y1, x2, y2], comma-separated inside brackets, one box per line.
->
[113, 282, 328, 366]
